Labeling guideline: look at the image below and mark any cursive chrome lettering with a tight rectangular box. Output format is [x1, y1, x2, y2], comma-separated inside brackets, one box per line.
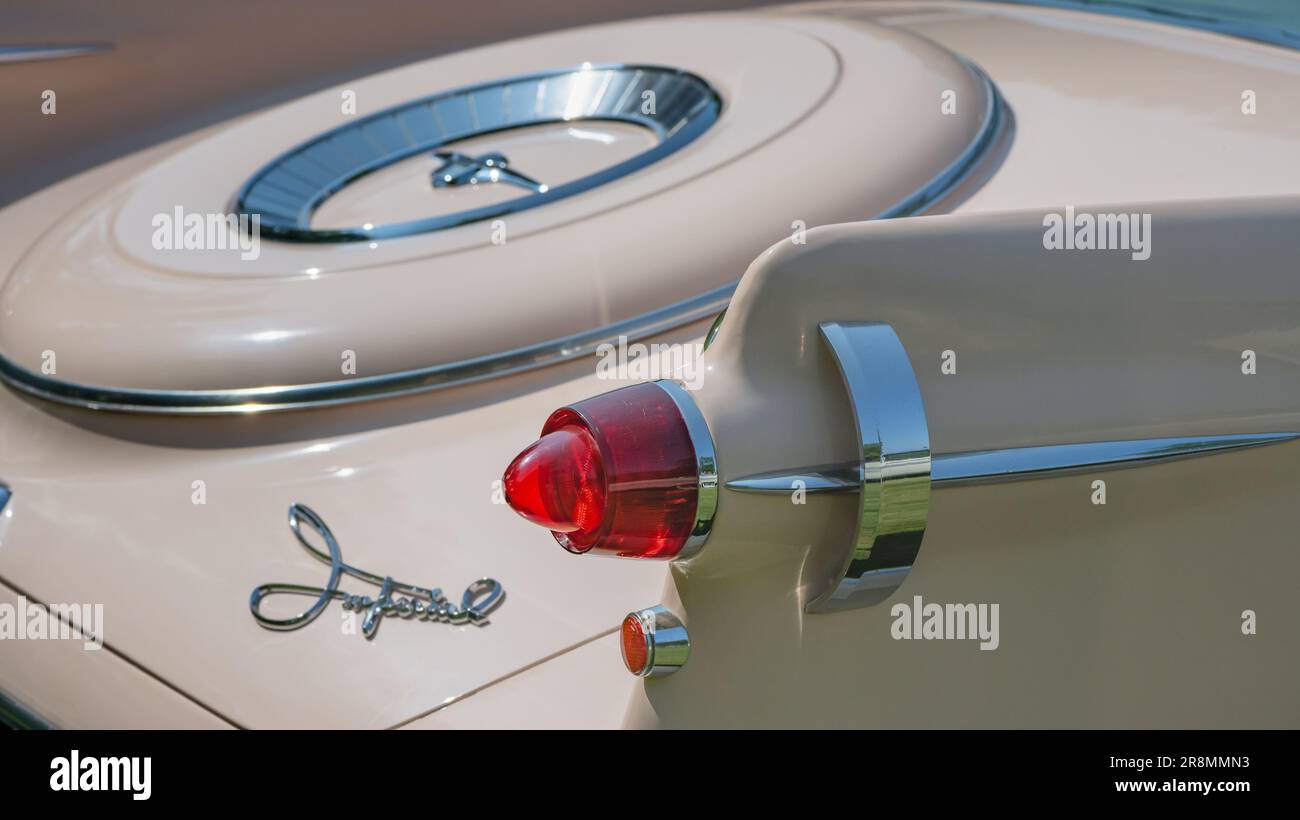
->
[249, 504, 504, 639]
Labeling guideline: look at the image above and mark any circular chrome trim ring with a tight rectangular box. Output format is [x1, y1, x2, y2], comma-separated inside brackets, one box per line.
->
[0, 62, 1007, 415]
[235, 64, 721, 242]
[623, 605, 690, 677]
[654, 379, 718, 560]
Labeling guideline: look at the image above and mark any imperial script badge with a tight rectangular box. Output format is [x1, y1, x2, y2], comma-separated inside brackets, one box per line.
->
[249, 504, 505, 639]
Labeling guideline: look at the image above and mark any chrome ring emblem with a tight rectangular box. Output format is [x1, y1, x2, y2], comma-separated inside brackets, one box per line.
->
[235, 65, 721, 242]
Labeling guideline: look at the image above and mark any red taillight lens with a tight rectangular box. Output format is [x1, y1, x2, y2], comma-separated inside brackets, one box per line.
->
[501, 425, 606, 533]
[502, 381, 716, 559]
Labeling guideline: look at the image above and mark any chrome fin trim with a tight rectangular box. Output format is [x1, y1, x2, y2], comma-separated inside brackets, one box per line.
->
[807, 322, 931, 613]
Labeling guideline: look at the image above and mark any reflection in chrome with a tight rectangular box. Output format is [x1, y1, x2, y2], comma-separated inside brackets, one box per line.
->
[0, 282, 736, 414]
[0, 482, 9, 515]
[235, 64, 721, 242]
[656, 379, 718, 560]
[249, 504, 504, 639]
[727, 432, 1300, 494]
[808, 322, 931, 613]
[934, 432, 1300, 486]
[732, 320, 1300, 614]
[0, 44, 111, 64]
[0, 62, 1006, 414]
[702, 308, 727, 352]
[727, 465, 859, 494]
[431, 150, 547, 193]
[0, 689, 53, 730]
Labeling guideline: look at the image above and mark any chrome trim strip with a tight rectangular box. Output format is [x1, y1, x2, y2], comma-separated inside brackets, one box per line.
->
[871, 59, 1005, 221]
[726, 433, 1300, 494]
[0, 44, 111, 64]
[0, 62, 1007, 414]
[809, 322, 931, 613]
[0, 689, 54, 730]
[655, 379, 718, 560]
[0, 282, 735, 414]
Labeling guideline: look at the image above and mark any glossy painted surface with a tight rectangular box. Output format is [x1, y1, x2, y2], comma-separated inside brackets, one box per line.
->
[830, 0, 1300, 210]
[0, 349, 694, 726]
[0, 580, 230, 729]
[0, 14, 991, 399]
[2, 2, 1300, 728]
[399, 631, 638, 729]
[0, 1, 774, 209]
[646, 194, 1300, 727]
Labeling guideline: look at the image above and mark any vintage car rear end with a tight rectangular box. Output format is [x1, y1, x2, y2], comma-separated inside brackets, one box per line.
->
[0, 1, 1297, 729]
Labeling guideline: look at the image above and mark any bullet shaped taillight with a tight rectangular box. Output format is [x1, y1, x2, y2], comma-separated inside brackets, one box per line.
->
[503, 380, 716, 559]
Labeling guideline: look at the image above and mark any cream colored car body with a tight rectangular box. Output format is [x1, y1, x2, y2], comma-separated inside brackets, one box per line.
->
[1, 1, 1298, 728]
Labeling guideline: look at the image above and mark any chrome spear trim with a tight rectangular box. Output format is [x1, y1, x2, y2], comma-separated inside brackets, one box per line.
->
[726, 432, 1300, 494]
[735, 321, 1298, 613]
